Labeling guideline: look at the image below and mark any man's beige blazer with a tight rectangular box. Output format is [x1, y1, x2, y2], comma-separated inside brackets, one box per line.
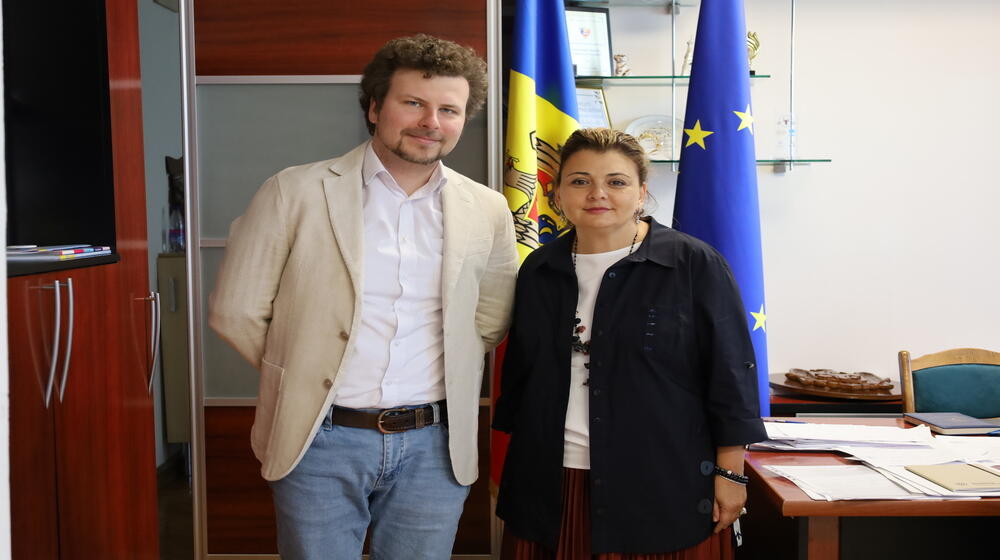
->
[209, 142, 518, 484]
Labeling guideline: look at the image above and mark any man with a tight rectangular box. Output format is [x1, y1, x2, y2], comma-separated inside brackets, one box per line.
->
[209, 35, 518, 559]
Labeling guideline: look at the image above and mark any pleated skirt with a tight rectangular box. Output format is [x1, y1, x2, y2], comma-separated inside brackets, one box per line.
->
[500, 468, 734, 560]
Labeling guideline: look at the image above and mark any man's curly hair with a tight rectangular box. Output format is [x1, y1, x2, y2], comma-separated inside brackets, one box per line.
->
[360, 34, 488, 135]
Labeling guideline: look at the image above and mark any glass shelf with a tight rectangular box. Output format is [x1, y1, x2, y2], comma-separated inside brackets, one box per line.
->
[576, 74, 770, 86]
[650, 158, 831, 165]
[755, 159, 832, 164]
[570, 1, 698, 8]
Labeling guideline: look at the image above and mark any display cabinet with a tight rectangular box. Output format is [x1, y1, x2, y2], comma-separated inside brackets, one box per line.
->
[567, 0, 830, 172]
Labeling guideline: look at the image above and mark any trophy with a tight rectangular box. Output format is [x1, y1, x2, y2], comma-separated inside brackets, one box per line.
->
[681, 38, 694, 76]
[747, 31, 760, 75]
[613, 54, 632, 77]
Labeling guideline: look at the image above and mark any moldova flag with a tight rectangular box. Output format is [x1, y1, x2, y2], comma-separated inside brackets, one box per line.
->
[493, 0, 580, 489]
[502, 0, 580, 261]
[673, 0, 770, 416]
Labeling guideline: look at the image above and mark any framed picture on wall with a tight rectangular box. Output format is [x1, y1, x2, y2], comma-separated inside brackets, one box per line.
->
[565, 6, 613, 77]
[575, 87, 612, 129]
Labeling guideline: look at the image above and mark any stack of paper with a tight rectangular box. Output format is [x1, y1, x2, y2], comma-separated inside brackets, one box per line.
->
[934, 435, 1000, 463]
[764, 464, 946, 501]
[755, 421, 936, 451]
[758, 422, 1000, 500]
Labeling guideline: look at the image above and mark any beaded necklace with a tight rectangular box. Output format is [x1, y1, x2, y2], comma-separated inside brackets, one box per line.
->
[570, 228, 639, 380]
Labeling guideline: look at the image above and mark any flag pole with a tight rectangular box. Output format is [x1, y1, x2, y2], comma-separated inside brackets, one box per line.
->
[487, 1, 503, 556]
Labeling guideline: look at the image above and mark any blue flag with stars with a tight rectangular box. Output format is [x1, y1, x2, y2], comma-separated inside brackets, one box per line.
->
[673, 0, 769, 416]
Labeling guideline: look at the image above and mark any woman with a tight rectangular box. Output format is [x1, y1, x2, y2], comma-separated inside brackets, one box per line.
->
[493, 128, 767, 559]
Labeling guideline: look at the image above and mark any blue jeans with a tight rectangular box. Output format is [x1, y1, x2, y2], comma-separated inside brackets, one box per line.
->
[268, 407, 470, 560]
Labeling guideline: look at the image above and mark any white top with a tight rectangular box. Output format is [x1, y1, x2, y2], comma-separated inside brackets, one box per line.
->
[563, 245, 633, 469]
[333, 143, 447, 409]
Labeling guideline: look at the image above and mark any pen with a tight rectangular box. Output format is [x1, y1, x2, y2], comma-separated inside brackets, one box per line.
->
[764, 418, 806, 424]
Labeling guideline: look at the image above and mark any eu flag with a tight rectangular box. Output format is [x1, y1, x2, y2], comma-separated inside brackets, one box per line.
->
[673, 0, 770, 416]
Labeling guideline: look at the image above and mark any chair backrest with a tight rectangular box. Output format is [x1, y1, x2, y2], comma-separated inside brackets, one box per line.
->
[898, 348, 1000, 418]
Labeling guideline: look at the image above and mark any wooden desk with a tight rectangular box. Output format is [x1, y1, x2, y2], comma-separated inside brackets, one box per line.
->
[769, 393, 902, 416]
[740, 418, 1000, 560]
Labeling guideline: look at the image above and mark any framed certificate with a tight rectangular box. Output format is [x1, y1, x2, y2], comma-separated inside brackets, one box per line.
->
[575, 87, 611, 129]
[564, 6, 613, 77]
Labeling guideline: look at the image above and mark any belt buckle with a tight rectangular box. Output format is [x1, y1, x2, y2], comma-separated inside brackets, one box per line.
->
[377, 407, 411, 434]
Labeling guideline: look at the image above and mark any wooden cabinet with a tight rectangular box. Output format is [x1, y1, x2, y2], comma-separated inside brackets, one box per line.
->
[6, 0, 158, 557]
[158, 253, 191, 443]
[9, 264, 158, 558]
[8, 275, 60, 559]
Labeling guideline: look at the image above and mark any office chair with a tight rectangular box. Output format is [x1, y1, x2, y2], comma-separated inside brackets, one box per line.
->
[898, 348, 1000, 419]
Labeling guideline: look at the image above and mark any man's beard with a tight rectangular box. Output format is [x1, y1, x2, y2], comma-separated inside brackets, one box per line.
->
[390, 131, 450, 165]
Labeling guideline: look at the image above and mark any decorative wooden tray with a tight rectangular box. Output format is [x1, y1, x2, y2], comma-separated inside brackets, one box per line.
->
[769, 372, 902, 401]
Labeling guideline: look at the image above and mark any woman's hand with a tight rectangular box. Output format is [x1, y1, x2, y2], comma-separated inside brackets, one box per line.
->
[712, 474, 746, 533]
[712, 445, 747, 533]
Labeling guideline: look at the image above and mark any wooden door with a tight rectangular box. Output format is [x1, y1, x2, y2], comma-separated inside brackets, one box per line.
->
[102, 0, 160, 555]
[50, 267, 117, 558]
[106, 260, 160, 559]
[8, 272, 61, 560]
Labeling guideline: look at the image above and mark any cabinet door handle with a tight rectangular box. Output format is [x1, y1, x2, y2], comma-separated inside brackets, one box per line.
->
[43, 281, 63, 409]
[168, 276, 177, 313]
[147, 291, 161, 394]
[58, 278, 75, 402]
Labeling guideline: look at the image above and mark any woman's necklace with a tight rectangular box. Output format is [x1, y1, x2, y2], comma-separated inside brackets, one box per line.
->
[571, 227, 640, 382]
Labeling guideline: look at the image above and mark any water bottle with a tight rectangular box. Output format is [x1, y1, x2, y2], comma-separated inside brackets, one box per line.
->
[168, 206, 185, 252]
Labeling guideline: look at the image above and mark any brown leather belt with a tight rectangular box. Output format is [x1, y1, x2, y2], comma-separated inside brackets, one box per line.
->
[329, 401, 447, 434]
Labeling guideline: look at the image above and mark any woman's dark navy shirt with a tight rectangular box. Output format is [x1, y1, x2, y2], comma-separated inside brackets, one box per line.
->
[493, 218, 767, 554]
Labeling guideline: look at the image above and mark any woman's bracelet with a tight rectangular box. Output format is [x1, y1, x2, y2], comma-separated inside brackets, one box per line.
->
[713, 465, 749, 485]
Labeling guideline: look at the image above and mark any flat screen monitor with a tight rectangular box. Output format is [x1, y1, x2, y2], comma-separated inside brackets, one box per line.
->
[3, 0, 116, 248]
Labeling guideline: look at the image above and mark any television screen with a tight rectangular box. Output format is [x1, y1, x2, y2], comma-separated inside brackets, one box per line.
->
[3, 0, 116, 248]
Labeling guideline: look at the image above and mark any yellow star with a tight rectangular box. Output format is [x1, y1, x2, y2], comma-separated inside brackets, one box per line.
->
[733, 104, 754, 134]
[750, 304, 767, 332]
[684, 120, 715, 149]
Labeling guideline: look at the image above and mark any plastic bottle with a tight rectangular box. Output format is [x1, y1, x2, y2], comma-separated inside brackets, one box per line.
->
[168, 206, 185, 252]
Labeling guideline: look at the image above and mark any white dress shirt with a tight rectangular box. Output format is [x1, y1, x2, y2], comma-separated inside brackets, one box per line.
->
[563, 246, 632, 469]
[333, 144, 447, 409]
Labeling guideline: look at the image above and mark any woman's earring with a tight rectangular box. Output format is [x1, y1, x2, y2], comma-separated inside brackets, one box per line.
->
[634, 207, 643, 223]
[553, 203, 572, 226]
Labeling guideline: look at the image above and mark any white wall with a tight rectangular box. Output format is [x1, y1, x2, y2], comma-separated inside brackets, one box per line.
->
[138, 0, 183, 466]
[609, 0, 1000, 383]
